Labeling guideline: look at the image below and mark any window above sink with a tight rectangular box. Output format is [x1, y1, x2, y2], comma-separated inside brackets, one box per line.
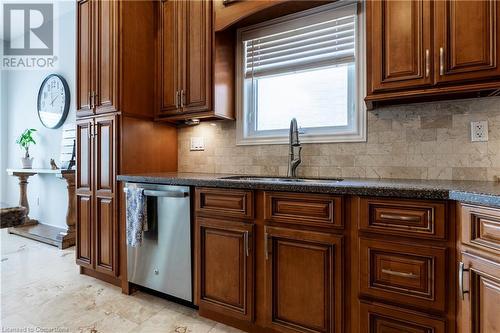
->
[236, 1, 367, 145]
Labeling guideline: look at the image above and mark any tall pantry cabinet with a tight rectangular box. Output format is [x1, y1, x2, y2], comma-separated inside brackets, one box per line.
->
[75, 0, 177, 286]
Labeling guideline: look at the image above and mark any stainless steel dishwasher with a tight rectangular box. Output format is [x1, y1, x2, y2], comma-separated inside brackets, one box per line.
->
[126, 183, 192, 303]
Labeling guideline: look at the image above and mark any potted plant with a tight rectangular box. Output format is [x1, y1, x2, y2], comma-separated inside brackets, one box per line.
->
[16, 129, 37, 169]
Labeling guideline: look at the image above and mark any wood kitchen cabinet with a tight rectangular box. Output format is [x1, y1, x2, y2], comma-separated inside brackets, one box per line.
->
[367, 0, 433, 92]
[196, 217, 254, 322]
[157, 0, 234, 123]
[366, 0, 500, 108]
[76, 0, 178, 287]
[264, 226, 343, 333]
[435, 0, 500, 84]
[76, 115, 118, 277]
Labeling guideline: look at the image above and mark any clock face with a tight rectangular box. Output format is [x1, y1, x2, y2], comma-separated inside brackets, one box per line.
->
[37, 74, 70, 129]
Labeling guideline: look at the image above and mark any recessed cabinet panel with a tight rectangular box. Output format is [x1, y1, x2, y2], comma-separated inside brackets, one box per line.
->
[459, 253, 500, 333]
[159, 0, 181, 114]
[436, 0, 500, 83]
[183, 0, 212, 113]
[368, 0, 433, 92]
[76, 121, 92, 190]
[359, 238, 446, 312]
[265, 226, 343, 333]
[95, 117, 115, 192]
[95, 197, 115, 273]
[77, 0, 92, 115]
[94, 0, 118, 114]
[360, 301, 446, 333]
[76, 195, 92, 268]
[197, 218, 254, 322]
[461, 204, 500, 255]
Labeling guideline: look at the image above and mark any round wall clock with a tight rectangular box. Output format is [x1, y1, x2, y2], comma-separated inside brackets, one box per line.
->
[37, 74, 70, 129]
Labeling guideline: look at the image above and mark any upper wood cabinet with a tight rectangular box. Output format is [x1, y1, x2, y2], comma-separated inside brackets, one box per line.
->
[157, 0, 234, 123]
[76, 0, 157, 118]
[77, 0, 118, 117]
[366, 0, 500, 108]
[435, 0, 500, 83]
[367, 0, 433, 92]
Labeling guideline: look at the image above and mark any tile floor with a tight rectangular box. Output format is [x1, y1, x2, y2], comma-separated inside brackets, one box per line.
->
[0, 229, 243, 333]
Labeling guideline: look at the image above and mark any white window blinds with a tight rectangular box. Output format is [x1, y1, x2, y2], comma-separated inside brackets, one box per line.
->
[242, 2, 358, 79]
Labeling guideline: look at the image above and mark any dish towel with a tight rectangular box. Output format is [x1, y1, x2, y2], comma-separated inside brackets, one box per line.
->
[125, 186, 148, 247]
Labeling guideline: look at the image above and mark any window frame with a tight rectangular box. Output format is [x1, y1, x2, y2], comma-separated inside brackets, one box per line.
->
[235, 1, 366, 146]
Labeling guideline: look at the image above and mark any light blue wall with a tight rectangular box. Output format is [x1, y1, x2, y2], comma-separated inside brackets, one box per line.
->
[1, 1, 76, 228]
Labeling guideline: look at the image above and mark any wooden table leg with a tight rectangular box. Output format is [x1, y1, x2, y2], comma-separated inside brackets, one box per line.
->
[56, 172, 76, 249]
[14, 172, 37, 225]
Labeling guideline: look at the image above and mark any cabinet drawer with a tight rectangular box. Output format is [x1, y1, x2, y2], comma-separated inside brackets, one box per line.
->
[460, 203, 500, 255]
[359, 238, 446, 312]
[196, 188, 254, 219]
[264, 192, 343, 229]
[359, 301, 445, 333]
[359, 198, 446, 240]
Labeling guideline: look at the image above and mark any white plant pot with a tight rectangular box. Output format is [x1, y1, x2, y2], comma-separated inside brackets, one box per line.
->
[21, 157, 33, 169]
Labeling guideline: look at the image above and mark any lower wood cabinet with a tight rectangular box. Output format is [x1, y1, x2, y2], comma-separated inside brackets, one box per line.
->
[197, 217, 254, 322]
[458, 252, 500, 333]
[360, 301, 445, 333]
[264, 226, 343, 333]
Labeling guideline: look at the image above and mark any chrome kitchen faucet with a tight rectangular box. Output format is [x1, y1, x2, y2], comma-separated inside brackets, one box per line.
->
[287, 118, 302, 178]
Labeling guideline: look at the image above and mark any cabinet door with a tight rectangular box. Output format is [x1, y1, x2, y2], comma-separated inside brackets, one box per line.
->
[159, 0, 182, 115]
[93, 115, 118, 276]
[76, 0, 93, 116]
[181, 0, 212, 113]
[368, 0, 433, 92]
[458, 253, 500, 333]
[197, 217, 254, 322]
[435, 0, 500, 83]
[94, 0, 118, 115]
[265, 226, 343, 333]
[76, 119, 93, 267]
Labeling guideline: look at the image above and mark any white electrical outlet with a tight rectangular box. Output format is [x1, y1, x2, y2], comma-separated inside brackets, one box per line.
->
[471, 121, 489, 142]
[190, 137, 205, 151]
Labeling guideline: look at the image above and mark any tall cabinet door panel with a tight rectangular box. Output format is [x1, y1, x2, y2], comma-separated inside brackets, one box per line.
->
[435, 0, 500, 83]
[159, 0, 181, 115]
[94, 0, 118, 115]
[182, 0, 212, 113]
[76, 119, 93, 267]
[77, 0, 93, 116]
[368, 0, 433, 92]
[94, 115, 117, 276]
[458, 253, 500, 333]
[264, 226, 343, 333]
[197, 218, 254, 322]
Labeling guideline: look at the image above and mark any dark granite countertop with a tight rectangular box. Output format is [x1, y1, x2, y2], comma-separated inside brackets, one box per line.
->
[117, 172, 500, 207]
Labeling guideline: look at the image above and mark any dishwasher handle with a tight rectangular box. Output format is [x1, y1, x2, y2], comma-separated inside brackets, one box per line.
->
[123, 188, 189, 198]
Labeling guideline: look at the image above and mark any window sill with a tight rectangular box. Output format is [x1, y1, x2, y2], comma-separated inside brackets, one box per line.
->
[236, 132, 367, 146]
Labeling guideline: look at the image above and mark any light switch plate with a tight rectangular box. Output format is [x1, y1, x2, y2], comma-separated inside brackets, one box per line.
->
[190, 137, 205, 151]
[471, 121, 488, 142]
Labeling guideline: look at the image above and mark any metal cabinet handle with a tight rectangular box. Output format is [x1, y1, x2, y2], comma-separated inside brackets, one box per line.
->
[93, 92, 98, 108]
[180, 90, 185, 108]
[439, 47, 445, 76]
[175, 91, 180, 109]
[381, 268, 418, 279]
[459, 262, 470, 300]
[425, 49, 430, 78]
[264, 232, 269, 260]
[123, 188, 189, 198]
[88, 92, 92, 109]
[379, 213, 420, 222]
[244, 231, 249, 257]
[88, 123, 93, 139]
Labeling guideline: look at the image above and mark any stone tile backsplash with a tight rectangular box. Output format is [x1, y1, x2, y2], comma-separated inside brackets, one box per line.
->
[178, 96, 500, 181]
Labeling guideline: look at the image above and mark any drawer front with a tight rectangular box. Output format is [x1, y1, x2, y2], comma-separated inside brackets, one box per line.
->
[196, 188, 254, 219]
[461, 203, 500, 254]
[359, 198, 446, 240]
[359, 301, 445, 333]
[264, 192, 343, 229]
[359, 238, 446, 312]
